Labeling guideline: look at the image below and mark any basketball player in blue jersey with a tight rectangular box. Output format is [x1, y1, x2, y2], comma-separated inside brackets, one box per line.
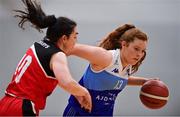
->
[63, 24, 158, 116]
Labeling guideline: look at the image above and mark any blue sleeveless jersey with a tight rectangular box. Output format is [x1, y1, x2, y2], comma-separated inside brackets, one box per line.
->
[63, 49, 131, 116]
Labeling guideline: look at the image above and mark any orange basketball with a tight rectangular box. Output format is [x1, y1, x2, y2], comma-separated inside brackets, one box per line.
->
[139, 80, 169, 109]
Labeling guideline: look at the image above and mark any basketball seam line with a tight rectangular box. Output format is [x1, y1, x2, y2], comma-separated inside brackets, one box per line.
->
[140, 91, 169, 100]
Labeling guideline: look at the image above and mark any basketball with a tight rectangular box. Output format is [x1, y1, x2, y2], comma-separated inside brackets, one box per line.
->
[139, 80, 169, 109]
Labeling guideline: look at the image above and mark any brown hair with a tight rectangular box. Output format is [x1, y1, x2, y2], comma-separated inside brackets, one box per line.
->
[99, 24, 148, 74]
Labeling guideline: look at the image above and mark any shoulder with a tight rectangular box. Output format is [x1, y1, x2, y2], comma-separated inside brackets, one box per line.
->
[50, 51, 67, 70]
[51, 51, 66, 61]
[91, 49, 119, 71]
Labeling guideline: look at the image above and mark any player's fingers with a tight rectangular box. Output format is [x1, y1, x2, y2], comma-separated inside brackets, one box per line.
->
[84, 94, 92, 112]
[150, 77, 160, 81]
[75, 96, 84, 108]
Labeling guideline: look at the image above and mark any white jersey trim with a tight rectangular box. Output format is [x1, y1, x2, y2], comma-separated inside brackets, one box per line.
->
[89, 50, 117, 73]
[30, 101, 37, 114]
[5, 91, 37, 114]
[90, 49, 131, 79]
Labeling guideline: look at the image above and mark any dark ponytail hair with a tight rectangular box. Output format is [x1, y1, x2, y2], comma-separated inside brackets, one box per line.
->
[14, 0, 77, 43]
[99, 24, 148, 74]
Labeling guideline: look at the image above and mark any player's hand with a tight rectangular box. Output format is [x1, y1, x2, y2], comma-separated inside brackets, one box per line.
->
[141, 77, 160, 85]
[144, 77, 160, 84]
[75, 90, 92, 113]
[84, 90, 92, 112]
[148, 77, 160, 81]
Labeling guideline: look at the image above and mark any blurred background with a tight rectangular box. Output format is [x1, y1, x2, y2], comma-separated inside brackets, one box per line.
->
[0, 0, 180, 116]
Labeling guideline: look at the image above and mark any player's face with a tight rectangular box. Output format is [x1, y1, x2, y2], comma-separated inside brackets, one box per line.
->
[64, 27, 78, 55]
[121, 38, 147, 66]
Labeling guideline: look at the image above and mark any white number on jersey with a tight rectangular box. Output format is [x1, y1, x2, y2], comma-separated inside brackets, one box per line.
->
[114, 80, 123, 89]
[14, 54, 32, 83]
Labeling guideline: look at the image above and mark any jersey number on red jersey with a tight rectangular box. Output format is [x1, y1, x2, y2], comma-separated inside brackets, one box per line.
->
[14, 54, 32, 83]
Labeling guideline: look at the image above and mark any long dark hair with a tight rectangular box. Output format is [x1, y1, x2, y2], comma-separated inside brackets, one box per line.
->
[99, 24, 148, 74]
[14, 0, 77, 43]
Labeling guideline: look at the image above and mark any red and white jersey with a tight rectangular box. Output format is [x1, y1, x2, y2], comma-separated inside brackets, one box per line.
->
[5, 39, 61, 110]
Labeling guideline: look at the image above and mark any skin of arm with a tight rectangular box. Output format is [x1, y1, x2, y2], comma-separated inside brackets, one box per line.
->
[50, 52, 92, 111]
[50, 52, 88, 96]
[128, 76, 149, 86]
[70, 43, 113, 70]
[128, 75, 160, 86]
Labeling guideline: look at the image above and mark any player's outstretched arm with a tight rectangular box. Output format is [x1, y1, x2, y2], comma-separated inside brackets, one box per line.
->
[70, 43, 112, 69]
[128, 76, 160, 86]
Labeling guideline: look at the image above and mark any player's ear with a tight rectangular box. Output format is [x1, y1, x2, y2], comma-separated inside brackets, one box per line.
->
[62, 35, 68, 42]
[57, 35, 67, 45]
[121, 40, 128, 47]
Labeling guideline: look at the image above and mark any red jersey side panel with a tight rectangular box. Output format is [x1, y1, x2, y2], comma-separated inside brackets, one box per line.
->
[5, 40, 60, 109]
[0, 95, 23, 116]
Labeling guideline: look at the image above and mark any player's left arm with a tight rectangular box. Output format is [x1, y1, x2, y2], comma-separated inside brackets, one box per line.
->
[128, 76, 148, 86]
[128, 76, 159, 86]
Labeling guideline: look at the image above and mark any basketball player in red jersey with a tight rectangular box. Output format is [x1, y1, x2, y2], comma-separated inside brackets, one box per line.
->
[0, 0, 92, 116]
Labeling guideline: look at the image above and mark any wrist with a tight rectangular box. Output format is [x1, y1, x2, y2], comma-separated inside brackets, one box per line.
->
[82, 87, 89, 96]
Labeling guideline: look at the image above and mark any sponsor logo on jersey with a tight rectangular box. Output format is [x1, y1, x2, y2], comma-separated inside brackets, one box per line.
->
[38, 41, 50, 48]
[112, 68, 119, 73]
[114, 58, 119, 65]
[96, 93, 117, 103]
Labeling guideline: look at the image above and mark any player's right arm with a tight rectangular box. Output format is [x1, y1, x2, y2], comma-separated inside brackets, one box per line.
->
[50, 52, 92, 112]
[70, 43, 113, 70]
